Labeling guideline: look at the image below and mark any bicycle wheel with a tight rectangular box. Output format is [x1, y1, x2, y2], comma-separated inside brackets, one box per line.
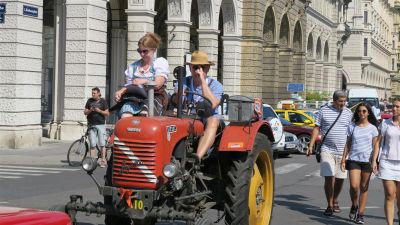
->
[67, 139, 88, 167]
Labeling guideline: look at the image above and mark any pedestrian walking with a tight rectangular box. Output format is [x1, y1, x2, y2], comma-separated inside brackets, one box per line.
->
[371, 98, 400, 225]
[307, 90, 353, 216]
[84, 87, 110, 167]
[340, 102, 379, 224]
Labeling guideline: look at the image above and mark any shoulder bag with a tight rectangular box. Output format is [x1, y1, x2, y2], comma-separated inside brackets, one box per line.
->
[315, 109, 343, 163]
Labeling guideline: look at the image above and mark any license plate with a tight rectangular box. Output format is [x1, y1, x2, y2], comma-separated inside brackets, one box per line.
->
[285, 143, 296, 149]
[132, 199, 144, 210]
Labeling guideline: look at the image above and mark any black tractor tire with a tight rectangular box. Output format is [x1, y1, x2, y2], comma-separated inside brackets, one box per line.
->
[105, 215, 132, 225]
[132, 218, 156, 225]
[224, 133, 275, 225]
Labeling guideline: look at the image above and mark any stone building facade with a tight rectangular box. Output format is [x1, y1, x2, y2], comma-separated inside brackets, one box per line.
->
[305, 0, 352, 96]
[0, 0, 355, 148]
[342, 0, 398, 99]
[394, 0, 400, 99]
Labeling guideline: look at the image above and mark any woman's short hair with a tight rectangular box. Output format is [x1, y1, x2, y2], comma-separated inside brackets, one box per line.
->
[138, 32, 161, 49]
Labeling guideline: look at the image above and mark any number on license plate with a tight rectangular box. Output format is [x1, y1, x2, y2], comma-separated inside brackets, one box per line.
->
[285, 143, 295, 149]
[133, 199, 144, 210]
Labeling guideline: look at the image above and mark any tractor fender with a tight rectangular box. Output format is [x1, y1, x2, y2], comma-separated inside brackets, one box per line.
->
[218, 120, 274, 152]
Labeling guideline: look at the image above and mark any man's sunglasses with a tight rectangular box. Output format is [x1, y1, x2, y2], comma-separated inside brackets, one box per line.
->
[192, 65, 207, 70]
[137, 48, 152, 54]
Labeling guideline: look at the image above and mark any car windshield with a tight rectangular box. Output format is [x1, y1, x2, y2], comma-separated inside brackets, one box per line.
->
[263, 106, 277, 119]
[347, 98, 379, 108]
[280, 118, 292, 126]
[304, 111, 317, 120]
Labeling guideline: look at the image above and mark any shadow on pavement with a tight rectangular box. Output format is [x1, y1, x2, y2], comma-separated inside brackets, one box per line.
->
[274, 194, 354, 225]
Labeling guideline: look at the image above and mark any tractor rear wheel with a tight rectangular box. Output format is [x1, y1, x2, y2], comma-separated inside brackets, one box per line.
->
[224, 133, 275, 225]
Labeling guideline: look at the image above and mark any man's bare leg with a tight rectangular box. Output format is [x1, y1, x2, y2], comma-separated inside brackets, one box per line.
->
[196, 117, 219, 159]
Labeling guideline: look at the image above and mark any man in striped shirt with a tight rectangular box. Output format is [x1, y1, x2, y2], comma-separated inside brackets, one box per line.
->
[307, 90, 353, 216]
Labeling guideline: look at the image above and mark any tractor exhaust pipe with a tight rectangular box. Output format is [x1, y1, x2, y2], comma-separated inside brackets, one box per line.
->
[176, 66, 185, 118]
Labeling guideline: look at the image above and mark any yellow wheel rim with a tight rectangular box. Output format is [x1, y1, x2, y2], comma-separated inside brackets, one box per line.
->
[248, 151, 274, 225]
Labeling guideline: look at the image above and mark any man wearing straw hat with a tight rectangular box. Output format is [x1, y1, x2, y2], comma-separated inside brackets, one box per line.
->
[175, 50, 224, 161]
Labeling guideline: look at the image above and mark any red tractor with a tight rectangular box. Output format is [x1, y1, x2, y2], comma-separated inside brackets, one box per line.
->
[63, 66, 275, 225]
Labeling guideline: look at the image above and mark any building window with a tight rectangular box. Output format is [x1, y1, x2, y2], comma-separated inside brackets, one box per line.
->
[392, 58, 395, 71]
[364, 11, 368, 24]
[364, 38, 368, 56]
[393, 40, 395, 50]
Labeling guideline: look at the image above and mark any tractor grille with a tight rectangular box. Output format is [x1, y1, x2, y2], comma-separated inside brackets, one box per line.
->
[112, 139, 157, 187]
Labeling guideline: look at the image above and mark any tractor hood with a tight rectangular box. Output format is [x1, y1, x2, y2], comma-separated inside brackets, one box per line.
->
[0, 206, 72, 225]
[111, 116, 204, 189]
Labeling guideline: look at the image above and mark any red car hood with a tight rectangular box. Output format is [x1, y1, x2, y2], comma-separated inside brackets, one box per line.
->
[0, 206, 71, 225]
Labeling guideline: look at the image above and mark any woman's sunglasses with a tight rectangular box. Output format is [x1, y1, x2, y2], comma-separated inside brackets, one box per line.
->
[137, 48, 152, 54]
[357, 109, 368, 113]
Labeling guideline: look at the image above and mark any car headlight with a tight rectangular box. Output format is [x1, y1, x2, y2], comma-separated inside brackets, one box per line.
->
[163, 163, 177, 178]
[82, 157, 97, 173]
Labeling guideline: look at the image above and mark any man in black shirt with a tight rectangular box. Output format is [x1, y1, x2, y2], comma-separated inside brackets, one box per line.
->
[84, 87, 109, 167]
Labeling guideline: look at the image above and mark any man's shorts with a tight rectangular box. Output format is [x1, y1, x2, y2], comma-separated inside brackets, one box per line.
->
[320, 151, 347, 179]
[88, 124, 106, 148]
[345, 160, 372, 172]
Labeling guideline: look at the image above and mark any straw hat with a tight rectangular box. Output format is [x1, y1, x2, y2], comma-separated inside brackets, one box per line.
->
[186, 51, 215, 65]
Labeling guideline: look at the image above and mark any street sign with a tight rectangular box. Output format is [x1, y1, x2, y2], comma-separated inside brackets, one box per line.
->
[287, 83, 304, 92]
[0, 3, 6, 13]
[23, 5, 38, 17]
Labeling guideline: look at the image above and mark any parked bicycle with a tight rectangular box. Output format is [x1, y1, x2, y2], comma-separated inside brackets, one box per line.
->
[67, 121, 113, 167]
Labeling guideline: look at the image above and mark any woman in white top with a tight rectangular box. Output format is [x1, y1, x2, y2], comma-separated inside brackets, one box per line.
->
[341, 102, 379, 224]
[371, 98, 400, 225]
[114, 32, 169, 118]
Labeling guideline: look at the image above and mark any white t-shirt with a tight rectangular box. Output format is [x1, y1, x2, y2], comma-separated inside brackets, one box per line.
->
[347, 123, 379, 162]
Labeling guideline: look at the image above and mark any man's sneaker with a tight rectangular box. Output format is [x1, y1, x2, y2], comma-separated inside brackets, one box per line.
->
[355, 214, 364, 224]
[323, 207, 334, 216]
[349, 206, 358, 220]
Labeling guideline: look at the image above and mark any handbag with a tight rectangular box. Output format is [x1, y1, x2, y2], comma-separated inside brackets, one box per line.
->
[315, 109, 343, 163]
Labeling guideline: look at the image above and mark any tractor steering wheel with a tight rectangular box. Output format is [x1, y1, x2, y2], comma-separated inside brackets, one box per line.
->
[185, 91, 213, 117]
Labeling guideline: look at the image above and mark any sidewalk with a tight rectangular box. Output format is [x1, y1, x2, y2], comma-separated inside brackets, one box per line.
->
[0, 138, 73, 166]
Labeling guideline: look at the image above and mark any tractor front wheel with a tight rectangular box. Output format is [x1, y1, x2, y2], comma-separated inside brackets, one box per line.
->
[224, 133, 275, 225]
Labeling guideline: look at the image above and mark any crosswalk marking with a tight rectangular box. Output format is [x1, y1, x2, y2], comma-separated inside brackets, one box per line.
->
[0, 165, 80, 180]
[0, 165, 79, 171]
[0, 175, 22, 179]
[0, 168, 60, 174]
[275, 163, 307, 174]
[305, 170, 320, 177]
[0, 171, 43, 176]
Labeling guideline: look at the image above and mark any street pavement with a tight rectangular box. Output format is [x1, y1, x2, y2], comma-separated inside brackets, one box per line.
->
[0, 138, 72, 166]
[0, 139, 399, 225]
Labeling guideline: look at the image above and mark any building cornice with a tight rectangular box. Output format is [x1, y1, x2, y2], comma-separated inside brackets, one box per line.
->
[307, 7, 335, 28]
[372, 39, 392, 55]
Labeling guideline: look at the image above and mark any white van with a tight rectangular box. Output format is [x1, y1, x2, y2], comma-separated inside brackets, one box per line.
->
[347, 88, 380, 117]
[347, 88, 379, 107]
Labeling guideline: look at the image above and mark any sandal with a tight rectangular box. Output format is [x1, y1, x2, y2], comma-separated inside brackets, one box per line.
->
[333, 202, 341, 213]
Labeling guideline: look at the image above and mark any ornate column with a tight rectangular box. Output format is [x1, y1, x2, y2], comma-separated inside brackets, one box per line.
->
[197, 29, 220, 78]
[323, 62, 337, 93]
[60, 0, 108, 140]
[315, 59, 324, 91]
[306, 54, 316, 91]
[263, 43, 280, 104]
[278, 49, 294, 99]
[222, 36, 242, 96]
[125, 1, 156, 65]
[165, 20, 191, 84]
[0, 1, 43, 148]
[110, 29, 127, 107]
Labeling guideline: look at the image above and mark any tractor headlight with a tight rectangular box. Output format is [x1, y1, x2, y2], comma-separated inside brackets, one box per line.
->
[163, 163, 177, 178]
[82, 157, 97, 173]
